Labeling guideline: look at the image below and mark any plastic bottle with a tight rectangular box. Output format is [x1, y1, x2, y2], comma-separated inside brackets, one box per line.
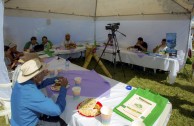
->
[65, 59, 70, 71]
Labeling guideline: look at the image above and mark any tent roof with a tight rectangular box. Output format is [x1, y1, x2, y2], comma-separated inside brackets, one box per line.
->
[4, 0, 194, 17]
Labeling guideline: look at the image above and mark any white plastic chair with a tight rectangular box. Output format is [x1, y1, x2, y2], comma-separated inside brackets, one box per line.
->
[0, 65, 21, 125]
[0, 82, 12, 125]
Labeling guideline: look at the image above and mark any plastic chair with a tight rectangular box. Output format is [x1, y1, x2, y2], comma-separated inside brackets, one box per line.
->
[0, 83, 12, 125]
[0, 65, 21, 125]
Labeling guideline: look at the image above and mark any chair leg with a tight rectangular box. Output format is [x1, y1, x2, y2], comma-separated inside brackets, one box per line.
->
[5, 115, 9, 124]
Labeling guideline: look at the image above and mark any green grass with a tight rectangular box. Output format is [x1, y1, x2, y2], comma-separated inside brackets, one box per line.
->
[70, 56, 194, 126]
[1, 56, 193, 126]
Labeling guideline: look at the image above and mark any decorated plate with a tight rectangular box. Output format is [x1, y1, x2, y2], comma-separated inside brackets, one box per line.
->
[77, 99, 102, 117]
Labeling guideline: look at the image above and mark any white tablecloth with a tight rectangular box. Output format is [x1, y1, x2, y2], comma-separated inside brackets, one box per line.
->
[38, 46, 86, 59]
[43, 57, 172, 126]
[52, 46, 86, 55]
[96, 47, 180, 84]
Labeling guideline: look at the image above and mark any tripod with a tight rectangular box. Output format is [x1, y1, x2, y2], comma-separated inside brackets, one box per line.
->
[94, 30, 126, 78]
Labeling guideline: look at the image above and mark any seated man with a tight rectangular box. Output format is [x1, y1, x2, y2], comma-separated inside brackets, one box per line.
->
[11, 58, 68, 126]
[127, 37, 148, 51]
[24, 37, 39, 52]
[104, 34, 113, 46]
[42, 36, 53, 49]
[9, 42, 23, 60]
[61, 33, 74, 47]
[153, 39, 167, 53]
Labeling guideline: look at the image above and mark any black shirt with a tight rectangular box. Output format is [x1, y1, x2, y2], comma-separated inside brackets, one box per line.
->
[134, 42, 148, 51]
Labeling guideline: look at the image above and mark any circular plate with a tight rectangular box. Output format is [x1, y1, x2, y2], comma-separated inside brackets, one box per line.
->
[50, 85, 61, 91]
[77, 101, 102, 117]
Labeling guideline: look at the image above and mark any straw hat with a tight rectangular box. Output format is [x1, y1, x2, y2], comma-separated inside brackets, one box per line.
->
[9, 42, 17, 48]
[17, 58, 45, 83]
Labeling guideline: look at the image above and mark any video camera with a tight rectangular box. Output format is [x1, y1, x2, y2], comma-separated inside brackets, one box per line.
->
[105, 23, 120, 31]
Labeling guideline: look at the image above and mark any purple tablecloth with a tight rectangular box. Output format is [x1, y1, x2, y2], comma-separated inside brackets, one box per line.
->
[46, 70, 111, 98]
[43, 57, 55, 63]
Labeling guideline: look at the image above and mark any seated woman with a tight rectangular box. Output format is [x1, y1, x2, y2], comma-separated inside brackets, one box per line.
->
[24, 36, 39, 52]
[42, 36, 53, 49]
[4, 45, 18, 70]
[9, 42, 23, 60]
[127, 37, 148, 51]
[153, 39, 167, 53]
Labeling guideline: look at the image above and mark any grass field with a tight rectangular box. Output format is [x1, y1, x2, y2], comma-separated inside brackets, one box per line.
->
[1, 56, 193, 126]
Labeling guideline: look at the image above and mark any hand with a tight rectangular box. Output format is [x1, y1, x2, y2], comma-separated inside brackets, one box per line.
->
[57, 77, 68, 87]
[43, 69, 49, 76]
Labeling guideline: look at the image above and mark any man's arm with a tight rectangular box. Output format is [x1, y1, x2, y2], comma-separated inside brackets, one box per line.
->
[37, 77, 58, 89]
[153, 46, 160, 53]
[127, 45, 135, 50]
[28, 87, 67, 116]
[138, 42, 147, 51]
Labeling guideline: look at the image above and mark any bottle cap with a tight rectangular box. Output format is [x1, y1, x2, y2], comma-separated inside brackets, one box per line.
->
[126, 85, 132, 90]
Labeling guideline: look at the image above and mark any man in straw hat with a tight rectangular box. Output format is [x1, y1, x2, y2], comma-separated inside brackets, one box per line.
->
[11, 58, 68, 126]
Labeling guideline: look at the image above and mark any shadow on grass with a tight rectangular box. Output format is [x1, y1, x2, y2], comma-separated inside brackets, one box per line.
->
[163, 95, 194, 119]
[177, 72, 193, 82]
[162, 81, 194, 94]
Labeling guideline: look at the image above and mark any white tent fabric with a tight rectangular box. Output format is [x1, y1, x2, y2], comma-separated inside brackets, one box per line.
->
[1, 0, 194, 82]
[4, 0, 194, 17]
[0, 0, 9, 83]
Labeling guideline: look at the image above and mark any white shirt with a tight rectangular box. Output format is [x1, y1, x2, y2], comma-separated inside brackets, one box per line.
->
[158, 46, 167, 52]
[61, 40, 74, 46]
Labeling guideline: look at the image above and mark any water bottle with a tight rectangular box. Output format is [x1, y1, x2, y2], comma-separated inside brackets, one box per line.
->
[65, 59, 70, 71]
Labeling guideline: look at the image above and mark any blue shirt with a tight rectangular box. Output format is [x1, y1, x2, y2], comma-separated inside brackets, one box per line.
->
[11, 77, 67, 126]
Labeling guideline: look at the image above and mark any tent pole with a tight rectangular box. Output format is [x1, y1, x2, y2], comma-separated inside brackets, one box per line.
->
[5, 7, 94, 18]
[4, 0, 11, 4]
[94, 0, 98, 42]
[183, 13, 192, 66]
[171, 0, 191, 13]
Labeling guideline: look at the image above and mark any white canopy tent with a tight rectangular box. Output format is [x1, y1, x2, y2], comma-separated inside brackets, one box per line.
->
[1, 0, 194, 83]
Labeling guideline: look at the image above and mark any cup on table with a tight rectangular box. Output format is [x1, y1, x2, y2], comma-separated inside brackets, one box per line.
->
[74, 77, 82, 85]
[100, 106, 112, 126]
[49, 70, 55, 77]
[72, 86, 81, 99]
[57, 69, 63, 74]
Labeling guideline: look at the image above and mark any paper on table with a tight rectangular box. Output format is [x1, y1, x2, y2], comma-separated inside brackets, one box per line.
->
[117, 94, 156, 121]
[39, 54, 50, 58]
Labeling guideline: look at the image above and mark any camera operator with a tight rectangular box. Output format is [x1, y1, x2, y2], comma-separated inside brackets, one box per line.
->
[104, 34, 113, 46]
